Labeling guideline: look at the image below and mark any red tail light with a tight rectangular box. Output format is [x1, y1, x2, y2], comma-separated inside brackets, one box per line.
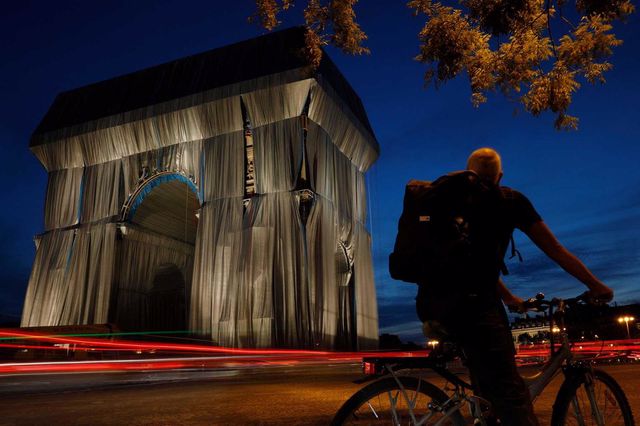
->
[363, 361, 377, 375]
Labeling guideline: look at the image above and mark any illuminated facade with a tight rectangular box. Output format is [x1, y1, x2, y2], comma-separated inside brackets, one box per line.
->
[21, 28, 379, 350]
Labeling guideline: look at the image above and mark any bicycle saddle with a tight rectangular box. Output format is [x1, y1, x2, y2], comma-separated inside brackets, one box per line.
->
[422, 320, 464, 362]
[422, 320, 452, 341]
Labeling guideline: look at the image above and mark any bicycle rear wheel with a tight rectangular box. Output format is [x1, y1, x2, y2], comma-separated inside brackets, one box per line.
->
[551, 368, 634, 426]
[331, 376, 465, 425]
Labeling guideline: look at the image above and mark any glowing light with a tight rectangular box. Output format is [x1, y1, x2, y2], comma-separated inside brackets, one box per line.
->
[363, 361, 377, 375]
[0, 329, 194, 341]
[1, 327, 639, 376]
[618, 316, 636, 339]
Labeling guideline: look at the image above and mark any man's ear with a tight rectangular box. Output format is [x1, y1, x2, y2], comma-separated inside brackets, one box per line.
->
[496, 171, 504, 184]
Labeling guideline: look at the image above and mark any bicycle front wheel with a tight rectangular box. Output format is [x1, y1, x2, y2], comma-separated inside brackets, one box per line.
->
[551, 368, 634, 426]
[331, 376, 465, 425]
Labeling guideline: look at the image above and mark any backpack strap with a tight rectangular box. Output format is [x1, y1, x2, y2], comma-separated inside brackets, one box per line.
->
[500, 261, 510, 276]
[501, 234, 523, 276]
[498, 187, 524, 275]
[509, 234, 523, 262]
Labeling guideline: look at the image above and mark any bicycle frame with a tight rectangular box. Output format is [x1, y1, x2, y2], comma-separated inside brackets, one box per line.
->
[525, 329, 572, 400]
[360, 356, 488, 425]
[358, 296, 603, 425]
[525, 296, 599, 402]
[368, 329, 574, 408]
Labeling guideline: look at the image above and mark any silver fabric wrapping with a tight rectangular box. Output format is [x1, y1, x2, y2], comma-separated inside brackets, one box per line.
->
[306, 121, 359, 282]
[190, 198, 244, 345]
[81, 161, 123, 222]
[305, 196, 339, 348]
[31, 77, 378, 173]
[21, 224, 116, 326]
[61, 224, 117, 324]
[201, 131, 244, 200]
[242, 80, 311, 127]
[115, 226, 194, 330]
[24, 76, 378, 349]
[244, 193, 307, 347]
[189, 131, 244, 343]
[44, 167, 83, 230]
[252, 118, 303, 193]
[21, 230, 76, 326]
[354, 223, 379, 350]
[121, 140, 203, 200]
[32, 96, 242, 172]
[308, 79, 378, 172]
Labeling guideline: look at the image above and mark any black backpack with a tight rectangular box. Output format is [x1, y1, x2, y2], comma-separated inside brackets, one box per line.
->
[389, 171, 514, 284]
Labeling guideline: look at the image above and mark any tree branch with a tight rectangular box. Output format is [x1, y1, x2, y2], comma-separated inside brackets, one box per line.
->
[546, 0, 558, 58]
[557, 2, 577, 30]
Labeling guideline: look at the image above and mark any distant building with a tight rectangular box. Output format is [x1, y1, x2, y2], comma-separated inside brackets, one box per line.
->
[21, 28, 379, 350]
[511, 315, 550, 345]
[511, 302, 640, 344]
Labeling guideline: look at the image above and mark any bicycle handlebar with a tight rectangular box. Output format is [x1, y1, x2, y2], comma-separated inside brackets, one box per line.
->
[511, 291, 595, 314]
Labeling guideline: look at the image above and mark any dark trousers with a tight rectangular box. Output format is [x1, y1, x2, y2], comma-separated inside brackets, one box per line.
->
[417, 292, 539, 426]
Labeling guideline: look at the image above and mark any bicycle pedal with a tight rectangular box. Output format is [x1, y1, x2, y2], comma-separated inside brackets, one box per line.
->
[469, 395, 492, 409]
[427, 402, 443, 412]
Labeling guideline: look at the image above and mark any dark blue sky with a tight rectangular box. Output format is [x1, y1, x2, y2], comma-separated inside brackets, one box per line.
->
[2, 1, 639, 341]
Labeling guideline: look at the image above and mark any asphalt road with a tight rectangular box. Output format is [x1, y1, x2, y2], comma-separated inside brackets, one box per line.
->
[0, 363, 638, 425]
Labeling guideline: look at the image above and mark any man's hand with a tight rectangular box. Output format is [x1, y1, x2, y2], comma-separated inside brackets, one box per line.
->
[502, 293, 526, 314]
[586, 283, 614, 305]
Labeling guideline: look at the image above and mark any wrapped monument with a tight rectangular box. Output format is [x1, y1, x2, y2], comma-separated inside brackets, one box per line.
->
[22, 27, 379, 349]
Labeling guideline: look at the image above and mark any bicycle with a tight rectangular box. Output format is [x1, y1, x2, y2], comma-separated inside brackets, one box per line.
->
[332, 292, 635, 425]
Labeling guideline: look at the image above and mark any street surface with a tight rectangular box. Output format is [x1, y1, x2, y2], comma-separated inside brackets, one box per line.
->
[0, 363, 638, 425]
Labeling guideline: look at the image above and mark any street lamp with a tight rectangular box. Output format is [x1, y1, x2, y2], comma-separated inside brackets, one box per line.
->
[618, 315, 635, 339]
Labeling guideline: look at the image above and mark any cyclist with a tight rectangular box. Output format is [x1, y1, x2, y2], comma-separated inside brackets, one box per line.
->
[415, 147, 614, 426]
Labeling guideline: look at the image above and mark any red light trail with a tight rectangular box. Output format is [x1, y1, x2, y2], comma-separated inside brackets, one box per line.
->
[1, 329, 638, 375]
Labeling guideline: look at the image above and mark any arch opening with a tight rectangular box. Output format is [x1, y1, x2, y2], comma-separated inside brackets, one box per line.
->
[123, 172, 201, 244]
[148, 263, 187, 331]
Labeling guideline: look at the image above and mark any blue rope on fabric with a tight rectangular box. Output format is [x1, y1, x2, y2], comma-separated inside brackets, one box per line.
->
[127, 174, 200, 220]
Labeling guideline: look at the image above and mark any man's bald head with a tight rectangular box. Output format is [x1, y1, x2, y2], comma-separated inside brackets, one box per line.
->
[467, 148, 503, 184]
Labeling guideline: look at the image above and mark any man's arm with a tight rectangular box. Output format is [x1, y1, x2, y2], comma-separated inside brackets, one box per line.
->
[497, 278, 525, 312]
[524, 221, 613, 301]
